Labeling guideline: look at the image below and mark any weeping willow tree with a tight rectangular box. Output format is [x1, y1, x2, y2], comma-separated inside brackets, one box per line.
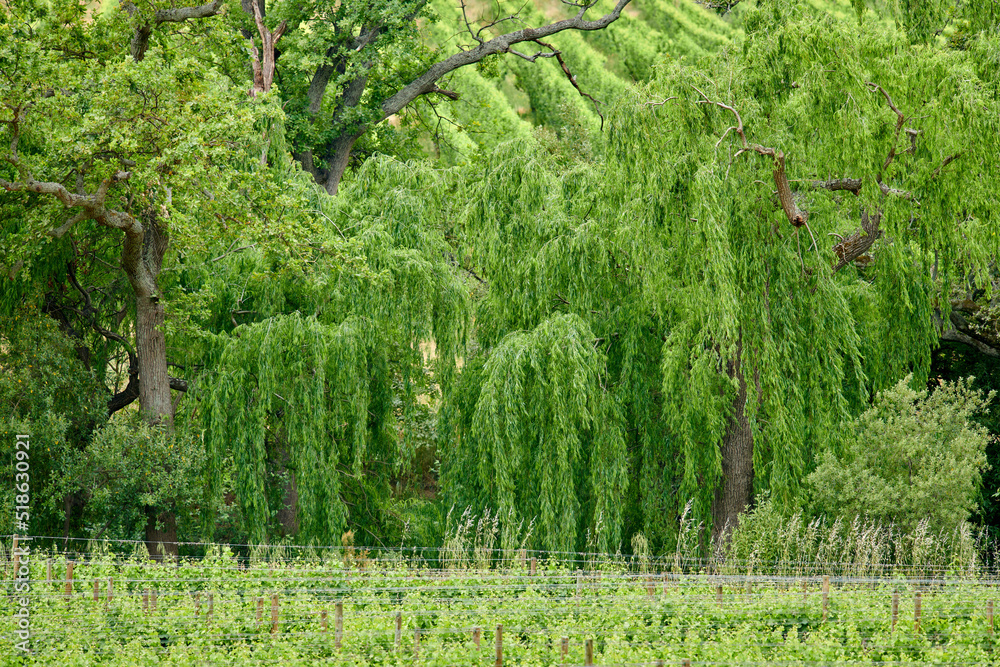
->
[197, 158, 469, 545]
[443, 1, 1000, 553]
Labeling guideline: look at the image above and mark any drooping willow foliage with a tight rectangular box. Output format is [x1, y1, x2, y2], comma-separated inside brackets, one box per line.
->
[443, 3, 1000, 554]
[199, 159, 469, 545]
[452, 313, 628, 554]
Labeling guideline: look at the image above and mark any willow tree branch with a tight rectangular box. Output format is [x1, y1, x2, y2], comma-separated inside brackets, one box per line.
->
[693, 85, 748, 148]
[866, 81, 907, 179]
[878, 181, 912, 199]
[692, 88, 806, 227]
[932, 152, 962, 178]
[809, 178, 863, 194]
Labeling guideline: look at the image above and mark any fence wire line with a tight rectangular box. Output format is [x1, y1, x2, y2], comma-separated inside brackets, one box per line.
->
[9, 570, 1000, 588]
[4, 534, 992, 573]
[7, 558, 999, 588]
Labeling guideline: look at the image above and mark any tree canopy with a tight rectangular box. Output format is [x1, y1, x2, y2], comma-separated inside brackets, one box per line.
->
[442, 0, 1000, 551]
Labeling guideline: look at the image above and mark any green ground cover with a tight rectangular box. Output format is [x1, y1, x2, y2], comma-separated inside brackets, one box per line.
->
[3, 542, 1000, 666]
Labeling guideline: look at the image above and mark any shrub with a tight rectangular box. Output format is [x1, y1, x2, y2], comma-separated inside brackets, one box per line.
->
[807, 376, 993, 533]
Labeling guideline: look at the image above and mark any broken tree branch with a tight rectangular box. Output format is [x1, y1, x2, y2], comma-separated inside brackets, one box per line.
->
[249, 0, 288, 97]
[832, 208, 882, 272]
[932, 152, 962, 178]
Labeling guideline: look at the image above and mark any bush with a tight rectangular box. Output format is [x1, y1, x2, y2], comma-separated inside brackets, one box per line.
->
[807, 376, 993, 533]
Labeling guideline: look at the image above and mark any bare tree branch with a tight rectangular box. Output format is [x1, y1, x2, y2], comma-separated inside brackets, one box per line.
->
[379, 0, 631, 120]
[429, 86, 460, 101]
[1, 167, 156, 299]
[932, 152, 962, 178]
[697, 0, 743, 13]
[125, 0, 225, 62]
[51, 211, 87, 238]
[809, 178, 862, 194]
[645, 96, 678, 108]
[866, 81, 907, 177]
[525, 39, 605, 129]
[692, 87, 806, 227]
[0, 103, 27, 159]
[878, 181, 912, 199]
[154, 0, 224, 23]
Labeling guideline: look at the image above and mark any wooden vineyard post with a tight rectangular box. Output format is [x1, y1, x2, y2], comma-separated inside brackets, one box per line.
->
[107, 578, 113, 610]
[65, 560, 74, 600]
[891, 591, 899, 632]
[822, 576, 830, 622]
[683, 660, 691, 667]
[530, 556, 537, 577]
[46, 559, 51, 585]
[207, 592, 214, 625]
[152, 589, 157, 613]
[92, 580, 99, 603]
[414, 628, 421, 659]
[395, 611, 402, 653]
[495, 624, 503, 667]
[473, 626, 482, 650]
[11, 536, 19, 589]
[194, 591, 201, 617]
[989, 599, 995, 636]
[321, 608, 328, 634]
[335, 601, 343, 649]
[270, 593, 279, 634]
[584, 638, 594, 666]
[716, 584, 723, 608]
[914, 591, 922, 634]
[256, 597, 264, 625]
[577, 570, 583, 606]
[802, 579, 808, 603]
[143, 589, 149, 615]
[560, 636, 568, 663]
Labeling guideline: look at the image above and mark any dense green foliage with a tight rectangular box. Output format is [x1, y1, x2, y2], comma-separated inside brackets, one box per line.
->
[808, 377, 993, 532]
[2, 0, 1000, 561]
[442, 1, 1000, 553]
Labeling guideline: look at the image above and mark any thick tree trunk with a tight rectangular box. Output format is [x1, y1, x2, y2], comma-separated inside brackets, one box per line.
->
[137, 295, 179, 558]
[274, 448, 299, 538]
[144, 507, 180, 561]
[136, 296, 172, 430]
[711, 343, 754, 542]
[324, 132, 363, 196]
[131, 220, 178, 558]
